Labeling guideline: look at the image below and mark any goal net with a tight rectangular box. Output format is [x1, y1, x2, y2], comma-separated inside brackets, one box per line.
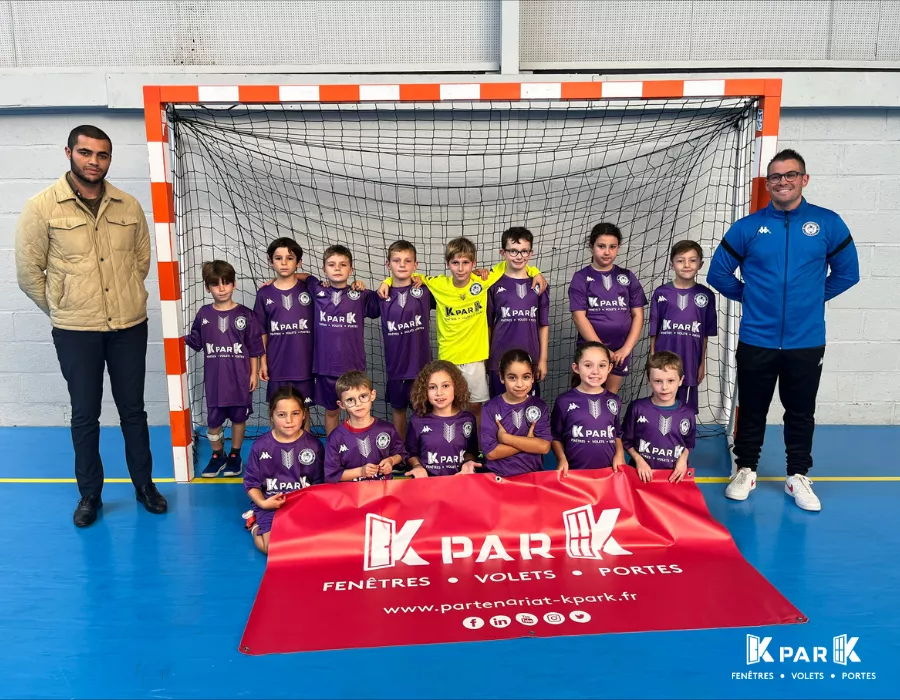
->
[168, 95, 756, 443]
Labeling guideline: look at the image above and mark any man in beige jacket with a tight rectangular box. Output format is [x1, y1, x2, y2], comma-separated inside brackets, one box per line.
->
[16, 125, 167, 527]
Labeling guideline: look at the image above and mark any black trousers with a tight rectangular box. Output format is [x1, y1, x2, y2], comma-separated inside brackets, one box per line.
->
[52, 321, 153, 497]
[733, 342, 825, 476]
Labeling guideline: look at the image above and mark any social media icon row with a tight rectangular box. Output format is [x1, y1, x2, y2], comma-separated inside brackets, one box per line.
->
[463, 611, 591, 630]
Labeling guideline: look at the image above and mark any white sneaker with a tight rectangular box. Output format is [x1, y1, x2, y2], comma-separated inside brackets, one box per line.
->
[785, 475, 821, 512]
[725, 467, 756, 501]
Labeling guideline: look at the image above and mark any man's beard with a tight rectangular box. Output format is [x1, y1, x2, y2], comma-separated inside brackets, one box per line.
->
[70, 160, 106, 185]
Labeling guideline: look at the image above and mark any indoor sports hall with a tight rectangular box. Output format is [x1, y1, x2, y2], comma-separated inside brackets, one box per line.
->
[1, 2, 898, 698]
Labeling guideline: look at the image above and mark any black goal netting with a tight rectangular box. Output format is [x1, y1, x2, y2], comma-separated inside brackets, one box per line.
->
[169, 96, 756, 444]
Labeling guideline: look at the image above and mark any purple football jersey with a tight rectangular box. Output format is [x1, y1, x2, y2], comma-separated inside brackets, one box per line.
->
[487, 275, 550, 371]
[379, 284, 435, 381]
[480, 394, 552, 477]
[622, 397, 696, 470]
[550, 388, 622, 470]
[568, 264, 647, 350]
[649, 283, 718, 386]
[185, 304, 264, 408]
[244, 429, 325, 501]
[253, 280, 315, 381]
[324, 418, 407, 483]
[405, 410, 478, 476]
[309, 278, 381, 377]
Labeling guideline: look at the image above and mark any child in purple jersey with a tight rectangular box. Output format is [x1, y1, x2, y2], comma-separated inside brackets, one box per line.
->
[480, 349, 552, 477]
[622, 352, 696, 483]
[552, 342, 626, 477]
[254, 238, 315, 424]
[242, 386, 324, 555]
[380, 241, 435, 441]
[488, 227, 551, 398]
[324, 371, 406, 483]
[569, 222, 647, 396]
[185, 260, 264, 478]
[406, 360, 480, 478]
[649, 240, 718, 414]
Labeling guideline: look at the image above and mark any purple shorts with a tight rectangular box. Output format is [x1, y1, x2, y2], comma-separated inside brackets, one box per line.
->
[489, 371, 541, 399]
[314, 375, 340, 411]
[677, 384, 699, 414]
[385, 379, 414, 410]
[252, 507, 275, 535]
[266, 378, 315, 406]
[208, 405, 251, 429]
[610, 349, 632, 377]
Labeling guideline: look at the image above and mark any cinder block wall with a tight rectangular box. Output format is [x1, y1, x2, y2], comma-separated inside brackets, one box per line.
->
[0, 107, 896, 426]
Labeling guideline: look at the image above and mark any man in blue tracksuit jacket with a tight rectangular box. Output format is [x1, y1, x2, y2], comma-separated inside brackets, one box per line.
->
[708, 149, 859, 512]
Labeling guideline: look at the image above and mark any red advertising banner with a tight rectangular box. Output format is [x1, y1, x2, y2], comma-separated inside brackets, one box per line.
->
[240, 469, 805, 655]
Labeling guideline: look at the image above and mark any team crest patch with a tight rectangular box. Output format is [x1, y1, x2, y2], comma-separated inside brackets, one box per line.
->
[299, 292, 311, 306]
[469, 283, 483, 296]
[607, 398, 618, 415]
[617, 273, 629, 286]
[679, 418, 691, 436]
[348, 290, 361, 301]
[525, 405, 541, 423]
[462, 421, 473, 438]
[802, 221, 820, 237]
[376, 432, 391, 450]
[410, 286, 424, 298]
[694, 293, 708, 308]
[235, 316, 247, 331]
[299, 448, 316, 465]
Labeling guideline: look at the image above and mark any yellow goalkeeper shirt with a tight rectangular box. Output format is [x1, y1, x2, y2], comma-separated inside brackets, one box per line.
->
[384, 262, 540, 365]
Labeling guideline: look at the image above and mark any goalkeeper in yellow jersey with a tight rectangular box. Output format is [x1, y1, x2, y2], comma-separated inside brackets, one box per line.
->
[378, 236, 546, 436]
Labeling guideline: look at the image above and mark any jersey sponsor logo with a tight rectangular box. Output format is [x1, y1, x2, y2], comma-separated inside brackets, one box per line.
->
[376, 432, 391, 450]
[674, 445, 685, 459]
[525, 405, 541, 423]
[299, 292, 311, 306]
[320, 310, 357, 325]
[802, 221, 820, 237]
[677, 293, 689, 311]
[639, 439, 651, 453]
[588, 296, 626, 309]
[270, 319, 309, 332]
[357, 437, 372, 459]
[410, 286, 424, 298]
[463, 421, 473, 438]
[500, 306, 537, 319]
[348, 290, 361, 301]
[572, 424, 615, 439]
[602, 275, 612, 291]
[386, 316, 423, 333]
[299, 448, 317, 465]
[607, 398, 618, 416]
[260, 451, 272, 459]
[444, 301, 482, 317]
[281, 449, 295, 470]
[516, 283, 528, 300]
[205, 342, 243, 355]
[637, 414, 648, 424]
[662, 319, 701, 333]
[679, 418, 691, 436]
[443, 423, 456, 443]
[567, 402, 579, 412]
[617, 274, 629, 286]
[659, 416, 672, 436]
[281, 294, 293, 311]
[217, 315, 229, 333]
[511, 409, 524, 430]
[757, 226, 771, 235]
[588, 399, 602, 419]
[694, 293, 709, 308]
[235, 316, 247, 331]
[266, 475, 310, 492]
[469, 283, 483, 296]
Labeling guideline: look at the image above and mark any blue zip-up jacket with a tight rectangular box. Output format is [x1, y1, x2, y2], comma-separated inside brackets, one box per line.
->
[707, 198, 859, 350]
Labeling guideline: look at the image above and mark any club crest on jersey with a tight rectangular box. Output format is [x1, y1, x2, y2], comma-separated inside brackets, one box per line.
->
[281, 449, 295, 470]
[802, 221, 820, 236]
[602, 275, 612, 291]
[679, 419, 691, 436]
[588, 399, 601, 419]
[348, 290, 361, 301]
[376, 432, 391, 450]
[281, 294, 293, 311]
[410, 286, 424, 298]
[607, 398, 618, 415]
[469, 283, 483, 296]
[443, 423, 456, 443]
[677, 294, 689, 311]
[217, 315, 229, 333]
[299, 292, 311, 306]
[525, 405, 541, 423]
[694, 293, 709, 308]
[462, 421, 473, 437]
[396, 291, 408, 309]
[516, 283, 528, 300]
[658, 415, 672, 436]
[617, 274, 629, 286]
[331, 291, 342, 306]
[299, 448, 316, 465]
[235, 316, 247, 331]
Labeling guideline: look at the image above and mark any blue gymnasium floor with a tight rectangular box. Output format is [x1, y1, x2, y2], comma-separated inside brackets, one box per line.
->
[1, 425, 898, 699]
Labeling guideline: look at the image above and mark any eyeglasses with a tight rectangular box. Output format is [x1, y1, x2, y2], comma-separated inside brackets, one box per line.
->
[503, 249, 532, 259]
[766, 171, 805, 184]
[341, 393, 372, 408]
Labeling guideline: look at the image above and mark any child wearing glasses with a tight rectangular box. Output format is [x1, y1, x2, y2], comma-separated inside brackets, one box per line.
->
[486, 227, 551, 398]
[324, 371, 407, 483]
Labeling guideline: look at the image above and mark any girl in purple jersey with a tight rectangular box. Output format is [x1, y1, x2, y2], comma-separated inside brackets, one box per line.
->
[480, 349, 552, 477]
[551, 342, 625, 477]
[406, 361, 481, 478]
[243, 386, 324, 555]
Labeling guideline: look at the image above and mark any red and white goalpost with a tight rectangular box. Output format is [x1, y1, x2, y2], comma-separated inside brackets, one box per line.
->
[143, 78, 781, 482]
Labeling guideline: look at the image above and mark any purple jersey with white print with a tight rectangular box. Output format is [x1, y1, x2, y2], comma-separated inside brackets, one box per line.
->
[185, 304, 264, 408]
[480, 394, 551, 477]
[487, 275, 550, 371]
[308, 277, 380, 377]
[379, 284, 435, 381]
[649, 282, 718, 386]
[244, 429, 325, 501]
[324, 418, 407, 483]
[550, 388, 622, 470]
[253, 280, 314, 381]
[568, 264, 647, 350]
[406, 411, 478, 476]
[622, 397, 696, 470]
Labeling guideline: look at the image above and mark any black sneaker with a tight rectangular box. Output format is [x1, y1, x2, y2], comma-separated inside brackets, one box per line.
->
[223, 451, 243, 477]
[202, 451, 227, 478]
[73, 494, 102, 528]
